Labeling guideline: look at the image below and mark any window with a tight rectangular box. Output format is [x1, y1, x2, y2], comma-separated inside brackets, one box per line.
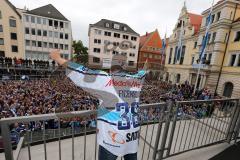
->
[43, 42, 48, 48]
[208, 53, 212, 64]
[49, 31, 53, 37]
[230, 54, 236, 66]
[9, 19, 16, 27]
[211, 14, 215, 23]
[54, 21, 58, 28]
[65, 34, 69, 40]
[49, 19, 53, 26]
[123, 35, 129, 39]
[129, 53, 135, 57]
[168, 48, 173, 64]
[94, 39, 101, 44]
[25, 28, 29, 34]
[25, 15, 29, 22]
[191, 57, 194, 64]
[194, 42, 197, 49]
[49, 43, 53, 48]
[60, 44, 64, 49]
[113, 24, 120, 29]
[180, 46, 186, 65]
[60, 22, 64, 28]
[65, 45, 69, 50]
[37, 17, 41, 24]
[0, 38, 4, 45]
[217, 12, 221, 21]
[31, 29, 36, 35]
[0, 10, 2, 19]
[207, 34, 211, 44]
[37, 30, 42, 36]
[105, 23, 110, 27]
[10, 33, 17, 40]
[234, 31, 240, 42]
[114, 33, 120, 38]
[32, 41, 36, 47]
[12, 45, 18, 52]
[25, 40, 30, 46]
[37, 41, 42, 47]
[131, 36, 137, 41]
[123, 27, 127, 31]
[0, 51, 4, 57]
[128, 61, 134, 66]
[0, 25, 2, 32]
[54, 32, 58, 38]
[43, 30, 47, 36]
[173, 46, 178, 64]
[94, 29, 101, 35]
[31, 16, 35, 23]
[93, 57, 100, 63]
[104, 31, 111, 36]
[143, 53, 148, 58]
[54, 43, 58, 49]
[43, 18, 47, 25]
[93, 48, 101, 53]
[121, 52, 127, 56]
[212, 32, 216, 43]
[60, 33, 64, 39]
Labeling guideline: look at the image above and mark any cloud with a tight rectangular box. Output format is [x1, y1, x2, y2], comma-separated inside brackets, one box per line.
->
[10, 0, 220, 46]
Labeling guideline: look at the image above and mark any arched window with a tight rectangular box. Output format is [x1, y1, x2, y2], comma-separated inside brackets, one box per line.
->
[176, 74, 181, 83]
[223, 82, 234, 97]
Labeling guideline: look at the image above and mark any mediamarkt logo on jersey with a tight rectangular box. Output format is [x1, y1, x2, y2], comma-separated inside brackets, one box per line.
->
[105, 79, 141, 88]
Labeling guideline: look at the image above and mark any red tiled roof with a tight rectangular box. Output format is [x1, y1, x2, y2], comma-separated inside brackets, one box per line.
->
[188, 12, 202, 34]
[139, 32, 153, 47]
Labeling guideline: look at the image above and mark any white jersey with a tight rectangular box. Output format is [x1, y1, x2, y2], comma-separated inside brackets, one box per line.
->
[67, 62, 146, 156]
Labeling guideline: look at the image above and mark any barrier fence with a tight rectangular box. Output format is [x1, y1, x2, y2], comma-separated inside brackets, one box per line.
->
[1, 99, 240, 160]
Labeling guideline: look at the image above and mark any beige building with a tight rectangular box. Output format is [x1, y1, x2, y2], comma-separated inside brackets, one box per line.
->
[165, 0, 240, 98]
[165, 4, 202, 84]
[18, 4, 72, 61]
[0, 0, 24, 58]
[191, 0, 240, 97]
[88, 19, 140, 71]
[214, 0, 240, 98]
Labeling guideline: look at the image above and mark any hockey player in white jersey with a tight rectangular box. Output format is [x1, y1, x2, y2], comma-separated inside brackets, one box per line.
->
[50, 50, 147, 160]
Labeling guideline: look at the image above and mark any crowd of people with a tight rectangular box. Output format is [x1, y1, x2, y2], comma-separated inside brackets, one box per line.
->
[0, 57, 55, 69]
[0, 75, 220, 144]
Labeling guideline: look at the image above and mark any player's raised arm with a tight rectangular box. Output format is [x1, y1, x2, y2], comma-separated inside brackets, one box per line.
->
[49, 50, 68, 66]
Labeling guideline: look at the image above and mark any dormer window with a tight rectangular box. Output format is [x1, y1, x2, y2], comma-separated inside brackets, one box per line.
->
[114, 24, 120, 29]
[123, 27, 127, 31]
[106, 23, 110, 28]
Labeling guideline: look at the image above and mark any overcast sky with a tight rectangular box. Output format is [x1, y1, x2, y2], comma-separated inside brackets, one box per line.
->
[10, 0, 219, 46]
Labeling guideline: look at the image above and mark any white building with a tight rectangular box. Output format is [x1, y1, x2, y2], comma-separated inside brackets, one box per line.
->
[88, 19, 140, 71]
[18, 4, 72, 61]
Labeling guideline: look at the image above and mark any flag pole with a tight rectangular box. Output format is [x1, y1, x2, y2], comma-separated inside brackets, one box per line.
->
[193, 0, 215, 94]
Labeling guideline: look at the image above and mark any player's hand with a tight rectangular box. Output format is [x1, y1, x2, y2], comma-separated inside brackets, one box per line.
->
[49, 50, 67, 65]
[50, 50, 61, 61]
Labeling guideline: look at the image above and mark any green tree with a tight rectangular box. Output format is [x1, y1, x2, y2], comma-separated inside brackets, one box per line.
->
[72, 40, 88, 64]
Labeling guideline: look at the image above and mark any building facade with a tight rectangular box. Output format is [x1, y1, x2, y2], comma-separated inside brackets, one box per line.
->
[138, 30, 164, 79]
[165, 4, 202, 84]
[88, 19, 140, 71]
[190, 0, 240, 97]
[165, 0, 240, 98]
[18, 4, 72, 61]
[0, 0, 24, 58]
[213, 0, 240, 98]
